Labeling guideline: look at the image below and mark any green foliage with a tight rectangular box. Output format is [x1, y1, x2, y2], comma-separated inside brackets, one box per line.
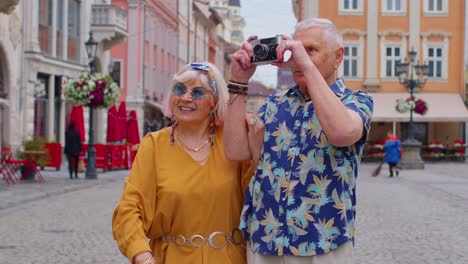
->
[17, 137, 50, 167]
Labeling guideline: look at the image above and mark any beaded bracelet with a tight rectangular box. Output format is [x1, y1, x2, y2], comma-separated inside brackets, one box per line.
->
[228, 80, 249, 86]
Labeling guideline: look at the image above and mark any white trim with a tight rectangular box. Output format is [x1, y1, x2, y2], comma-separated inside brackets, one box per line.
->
[379, 32, 407, 79]
[422, 31, 450, 80]
[423, 43, 448, 80]
[381, 0, 407, 16]
[381, 44, 403, 79]
[340, 42, 363, 80]
[423, 0, 448, 16]
[338, 0, 363, 16]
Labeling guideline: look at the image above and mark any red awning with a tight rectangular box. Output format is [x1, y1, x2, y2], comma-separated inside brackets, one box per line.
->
[69, 106, 85, 142]
[117, 102, 128, 141]
[127, 110, 140, 145]
[107, 105, 118, 142]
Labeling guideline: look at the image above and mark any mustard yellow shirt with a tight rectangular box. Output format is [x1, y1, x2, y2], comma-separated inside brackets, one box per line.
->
[112, 127, 253, 263]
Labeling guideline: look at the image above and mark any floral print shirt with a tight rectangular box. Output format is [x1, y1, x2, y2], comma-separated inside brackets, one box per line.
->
[239, 79, 373, 256]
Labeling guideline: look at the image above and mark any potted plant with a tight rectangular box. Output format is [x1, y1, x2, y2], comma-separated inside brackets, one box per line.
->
[17, 137, 50, 181]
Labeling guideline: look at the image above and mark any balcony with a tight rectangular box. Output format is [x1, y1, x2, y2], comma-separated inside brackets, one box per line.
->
[91, 4, 128, 50]
[0, 0, 19, 14]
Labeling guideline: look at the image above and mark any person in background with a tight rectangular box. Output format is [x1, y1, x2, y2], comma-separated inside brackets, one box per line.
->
[224, 18, 374, 263]
[384, 130, 401, 177]
[64, 121, 82, 179]
[112, 62, 256, 264]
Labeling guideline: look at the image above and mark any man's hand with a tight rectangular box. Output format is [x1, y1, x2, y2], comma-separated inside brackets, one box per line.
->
[231, 36, 258, 83]
[272, 34, 313, 71]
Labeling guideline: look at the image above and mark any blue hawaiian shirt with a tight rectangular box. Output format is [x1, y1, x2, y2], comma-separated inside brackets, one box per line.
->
[239, 79, 373, 256]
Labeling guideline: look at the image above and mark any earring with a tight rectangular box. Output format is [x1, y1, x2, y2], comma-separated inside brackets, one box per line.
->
[334, 65, 338, 70]
[209, 106, 215, 145]
[170, 114, 177, 144]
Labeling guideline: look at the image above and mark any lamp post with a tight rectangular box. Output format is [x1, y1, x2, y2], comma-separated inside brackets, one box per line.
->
[85, 32, 98, 179]
[395, 48, 430, 169]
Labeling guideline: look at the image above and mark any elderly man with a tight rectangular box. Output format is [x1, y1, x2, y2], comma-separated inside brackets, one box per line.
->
[224, 18, 374, 264]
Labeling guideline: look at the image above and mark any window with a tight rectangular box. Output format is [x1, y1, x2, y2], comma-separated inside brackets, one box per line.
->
[34, 75, 49, 138]
[343, 45, 359, 77]
[339, 0, 362, 15]
[110, 61, 121, 88]
[67, 0, 80, 62]
[385, 46, 401, 77]
[425, 0, 447, 14]
[56, 0, 63, 57]
[344, 0, 359, 10]
[38, 0, 52, 55]
[382, 0, 406, 13]
[427, 47, 443, 78]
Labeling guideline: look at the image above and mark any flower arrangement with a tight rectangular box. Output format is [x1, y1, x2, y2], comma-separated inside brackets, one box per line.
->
[395, 97, 428, 115]
[428, 140, 444, 149]
[65, 72, 120, 108]
[453, 139, 466, 148]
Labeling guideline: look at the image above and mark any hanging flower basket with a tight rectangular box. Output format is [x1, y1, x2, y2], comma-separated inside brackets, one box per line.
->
[65, 72, 120, 108]
[395, 97, 428, 115]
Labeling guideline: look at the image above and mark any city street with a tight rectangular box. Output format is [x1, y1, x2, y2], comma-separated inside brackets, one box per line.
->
[0, 162, 467, 263]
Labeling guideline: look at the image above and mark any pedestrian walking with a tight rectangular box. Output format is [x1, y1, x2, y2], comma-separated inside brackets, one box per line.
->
[224, 18, 374, 263]
[384, 131, 401, 177]
[112, 62, 256, 264]
[64, 121, 82, 179]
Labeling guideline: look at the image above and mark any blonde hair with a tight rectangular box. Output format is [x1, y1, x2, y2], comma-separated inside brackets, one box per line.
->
[163, 62, 228, 124]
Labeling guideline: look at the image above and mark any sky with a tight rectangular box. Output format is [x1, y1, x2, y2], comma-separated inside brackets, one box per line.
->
[240, 0, 297, 88]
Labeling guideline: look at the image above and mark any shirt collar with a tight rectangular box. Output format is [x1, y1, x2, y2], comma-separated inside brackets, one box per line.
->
[286, 78, 346, 100]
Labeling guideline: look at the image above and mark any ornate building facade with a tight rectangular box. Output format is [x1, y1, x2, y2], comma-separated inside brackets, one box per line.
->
[293, 0, 468, 147]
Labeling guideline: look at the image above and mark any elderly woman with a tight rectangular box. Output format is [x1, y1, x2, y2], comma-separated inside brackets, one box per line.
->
[112, 62, 255, 264]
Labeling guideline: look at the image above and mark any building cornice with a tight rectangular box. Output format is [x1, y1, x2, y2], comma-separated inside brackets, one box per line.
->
[341, 29, 367, 37]
[378, 30, 409, 38]
[420, 31, 452, 38]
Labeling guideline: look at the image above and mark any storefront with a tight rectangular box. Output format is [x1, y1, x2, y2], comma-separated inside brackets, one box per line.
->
[365, 93, 468, 161]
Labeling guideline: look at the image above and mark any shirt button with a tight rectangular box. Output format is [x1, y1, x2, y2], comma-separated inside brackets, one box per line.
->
[282, 197, 287, 201]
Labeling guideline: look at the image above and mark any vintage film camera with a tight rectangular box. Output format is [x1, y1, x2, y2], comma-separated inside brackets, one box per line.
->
[250, 35, 283, 65]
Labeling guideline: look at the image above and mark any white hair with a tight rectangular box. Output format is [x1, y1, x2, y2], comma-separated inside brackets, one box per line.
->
[294, 18, 343, 48]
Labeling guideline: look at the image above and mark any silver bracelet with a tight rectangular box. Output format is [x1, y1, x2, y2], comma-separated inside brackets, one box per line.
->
[142, 256, 156, 264]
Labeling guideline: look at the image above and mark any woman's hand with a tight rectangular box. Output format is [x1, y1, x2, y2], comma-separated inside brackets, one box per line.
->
[230, 36, 258, 83]
[133, 251, 155, 264]
[245, 114, 265, 165]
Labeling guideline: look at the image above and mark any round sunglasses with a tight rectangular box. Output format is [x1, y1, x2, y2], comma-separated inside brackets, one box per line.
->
[172, 83, 211, 101]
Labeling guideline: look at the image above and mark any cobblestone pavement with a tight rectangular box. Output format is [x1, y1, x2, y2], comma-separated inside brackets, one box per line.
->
[355, 162, 468, 264]
[0, 169, 130, 264]
[0, 162, 467, 263]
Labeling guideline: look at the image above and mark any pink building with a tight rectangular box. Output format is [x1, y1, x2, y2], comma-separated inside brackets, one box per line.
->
[111, 0, 178, 135]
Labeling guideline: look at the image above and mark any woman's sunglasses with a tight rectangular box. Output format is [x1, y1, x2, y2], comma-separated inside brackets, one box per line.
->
[185, 63, 218, 95]
[172, 83, 210, 101]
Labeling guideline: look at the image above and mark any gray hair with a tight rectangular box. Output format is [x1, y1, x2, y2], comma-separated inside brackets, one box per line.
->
[294, 18, 343, 48]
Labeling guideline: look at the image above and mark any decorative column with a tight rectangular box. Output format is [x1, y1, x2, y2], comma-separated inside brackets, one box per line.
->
[59, 76, 66, 146]
[409, 0, 421, 51]
[47, 75, 55, 141]
[127, 0, 139, 102]
[363, 0, 379, 91]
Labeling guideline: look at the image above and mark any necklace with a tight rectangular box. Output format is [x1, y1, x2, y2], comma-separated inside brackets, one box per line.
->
[176, 133, 210, 152]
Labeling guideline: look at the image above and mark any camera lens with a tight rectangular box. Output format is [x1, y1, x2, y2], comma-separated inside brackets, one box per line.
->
[253, 44, 270, 59]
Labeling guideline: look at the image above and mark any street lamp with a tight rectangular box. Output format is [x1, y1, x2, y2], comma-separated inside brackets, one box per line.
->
[85, 32, 98, 179]
[395, 48, 430, 169]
